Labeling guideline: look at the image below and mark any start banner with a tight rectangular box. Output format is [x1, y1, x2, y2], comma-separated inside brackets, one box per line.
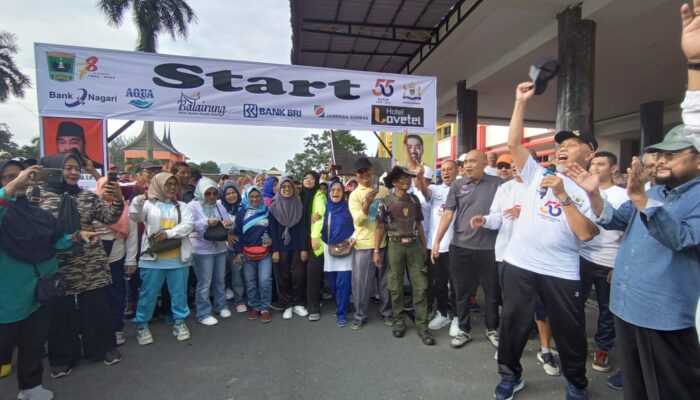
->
[35, 43, 437, 133]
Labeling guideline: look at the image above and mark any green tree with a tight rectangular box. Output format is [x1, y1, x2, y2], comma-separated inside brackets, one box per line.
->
[189, 160, 219, 174]
[98, 0, 197, 160]
[285, 130, 366, 178]
[14, 137, 39, 160]
[0, 32, 31, 103]
[0, 123, 19, 154]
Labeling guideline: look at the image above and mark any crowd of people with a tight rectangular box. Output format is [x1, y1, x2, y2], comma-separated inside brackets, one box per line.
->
[2, 5, 700, 400]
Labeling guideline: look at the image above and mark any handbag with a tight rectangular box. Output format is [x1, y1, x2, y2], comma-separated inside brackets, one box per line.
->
[142, 204, 183, 257]
[326, 212, 353, 257]
[243, 245, 270, 261]
[34, 265, 66, 304]
[203, 206, 228, 242]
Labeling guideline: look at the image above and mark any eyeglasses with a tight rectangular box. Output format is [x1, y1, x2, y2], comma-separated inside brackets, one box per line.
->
[2, 173, 19, 182]
[653, 149, 698, 162]
[164, 182, 178, 188]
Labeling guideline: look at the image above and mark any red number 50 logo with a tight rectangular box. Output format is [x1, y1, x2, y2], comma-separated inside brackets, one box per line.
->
[372, 79, 395, 97]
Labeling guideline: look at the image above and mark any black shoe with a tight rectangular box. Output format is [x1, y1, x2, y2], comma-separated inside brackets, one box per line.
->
[393, 324, 406, 338]
[420, 331, 436, 346]
[50, 365, 72, 378]
[104, 350, 122, 365]
[371, 295, 380, 304]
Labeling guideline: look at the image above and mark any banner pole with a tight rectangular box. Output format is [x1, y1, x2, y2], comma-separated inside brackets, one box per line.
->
[373, 131, 392, 158]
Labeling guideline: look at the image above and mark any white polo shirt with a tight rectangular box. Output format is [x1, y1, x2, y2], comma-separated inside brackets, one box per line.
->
[579, 185, 629, 268]
[483, 178, 527, 262]
[426, 183, 455, 253]
[502, 156, 595, 280]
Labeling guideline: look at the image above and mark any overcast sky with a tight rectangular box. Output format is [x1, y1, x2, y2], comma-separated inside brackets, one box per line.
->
[0, 0, 380, 170]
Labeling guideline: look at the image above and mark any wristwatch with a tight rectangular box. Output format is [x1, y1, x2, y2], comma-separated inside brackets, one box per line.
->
[560, 196, 573, 206]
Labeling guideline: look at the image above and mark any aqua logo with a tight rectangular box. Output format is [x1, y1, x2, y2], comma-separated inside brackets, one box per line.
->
[126, 88, 155, 109]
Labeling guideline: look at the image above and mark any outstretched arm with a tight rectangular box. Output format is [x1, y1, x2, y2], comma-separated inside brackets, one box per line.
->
[508, 83, 536, 172]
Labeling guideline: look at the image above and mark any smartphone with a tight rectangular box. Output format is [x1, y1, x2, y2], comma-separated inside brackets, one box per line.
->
[107, 171, 118, 183]
[372, 176, 379, 190]
[70, 148, 87, 167]
[33, 167, 63, 184]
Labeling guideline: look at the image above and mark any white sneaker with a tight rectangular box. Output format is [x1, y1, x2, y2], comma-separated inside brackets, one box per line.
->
[485, 330, 499, 348]
[293, 305, 309, 317]
[225, 289, 234, 300]
[236, 304, 247, 313]
[449, 317, 460, 337]
[283, 307, 293, 320]
[219, 308, 232, 318]
[428, 311, 451, 330]
[18, 385, 54, 400]
[198, 316, 218, 326]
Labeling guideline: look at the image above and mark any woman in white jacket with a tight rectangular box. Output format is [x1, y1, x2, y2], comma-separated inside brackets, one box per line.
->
[129, 172, 194, 345]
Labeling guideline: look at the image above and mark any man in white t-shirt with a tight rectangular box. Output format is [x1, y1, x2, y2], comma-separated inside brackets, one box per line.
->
[578, 151, 629, 374]
[484, 152, 499, 176]
[414, 160, 458, 333]
[493, 82, 600, 400]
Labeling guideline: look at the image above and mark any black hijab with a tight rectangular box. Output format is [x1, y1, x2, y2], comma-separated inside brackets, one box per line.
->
[39, 154, 81, 195]
[219, 182, 242, 215]
[0, 160, 23, 189]
[300, 170, 320, 229]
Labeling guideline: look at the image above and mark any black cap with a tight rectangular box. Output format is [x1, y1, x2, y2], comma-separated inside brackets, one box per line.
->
[529, 57, 560, 96]
[57, 121, 85, 140]
[353, 157, 372, 172]
[383, 166, 416, 189]
[554, 129, 598, 151]
[218, 173, 230, 179]
[139, 160, 163, 171]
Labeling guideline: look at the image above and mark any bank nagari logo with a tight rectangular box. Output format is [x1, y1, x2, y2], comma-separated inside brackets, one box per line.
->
[79, 56, 99, 79]
[49, 88, 117, 107]
[314, 104, 325, 118]
[47, 52, 75, 82]
[371, 79, 395, 97]
[126, 88, 155, 109]
[402, 83, 421, 100]
[178, 92, 226, 116]
[540, 201, 562, 218]
[371, 105, 423, 127]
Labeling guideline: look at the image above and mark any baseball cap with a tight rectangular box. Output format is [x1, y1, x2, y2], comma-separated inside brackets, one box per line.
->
[422, 166, 433, 180]
[457, 153, 468, 162]
[496, 154, 512, 165]
[353, 157, 372, 172]
[644, 125, 695, 153]
[529, 57, 561, 95]
[555, 129, 598, 151]
[139, 160, 162, 171]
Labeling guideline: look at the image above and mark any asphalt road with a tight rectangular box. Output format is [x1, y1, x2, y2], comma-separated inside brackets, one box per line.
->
[0, 298, 623, 400]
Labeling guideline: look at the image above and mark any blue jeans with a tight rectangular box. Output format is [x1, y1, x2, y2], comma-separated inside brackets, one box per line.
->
[193, 252, 228, 320]
[133, 267, 190, 327]
[243, 256, 273, 311]
[227, 250, 247, 306]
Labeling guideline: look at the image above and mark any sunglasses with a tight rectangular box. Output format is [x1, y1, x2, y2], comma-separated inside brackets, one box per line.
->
[497, 164, 511, 170]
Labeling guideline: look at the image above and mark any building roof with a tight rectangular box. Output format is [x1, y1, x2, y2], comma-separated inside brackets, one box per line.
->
[330, 131, 391, 176]
[290, 0, 459, 73]
[123, 124, 184, 156]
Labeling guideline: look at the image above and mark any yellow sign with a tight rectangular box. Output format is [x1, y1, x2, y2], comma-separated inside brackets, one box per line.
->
[393, 132, 436, 172]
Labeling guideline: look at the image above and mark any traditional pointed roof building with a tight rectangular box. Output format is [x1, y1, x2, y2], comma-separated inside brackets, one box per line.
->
[123, 124, 187, 172]
[329, 131, 391, 177]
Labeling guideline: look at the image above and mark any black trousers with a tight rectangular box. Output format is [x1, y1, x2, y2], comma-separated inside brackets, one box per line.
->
[449, 245, 499, 332]
[429, 251, 455, 316]
[615, 317, 700, 400]
[48, 287, 116, 367]
[498, 263, 588, 389]
[579, 257, 615, 351]
[0, 306, 50, 390]
[306, 251, 324, 314]
[275, 250, 306, 309]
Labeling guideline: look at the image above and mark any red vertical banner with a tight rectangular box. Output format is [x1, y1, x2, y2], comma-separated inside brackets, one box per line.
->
[40, 117, 107, 172]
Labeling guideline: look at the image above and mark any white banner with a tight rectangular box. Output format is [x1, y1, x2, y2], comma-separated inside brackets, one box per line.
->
[35, 43, 437, 133]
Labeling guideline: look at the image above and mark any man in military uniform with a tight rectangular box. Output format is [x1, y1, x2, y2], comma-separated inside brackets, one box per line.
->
[374, 166, 435, 345]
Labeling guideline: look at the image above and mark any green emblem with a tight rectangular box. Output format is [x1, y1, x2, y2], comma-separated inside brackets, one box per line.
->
[47, 52, 75, 82]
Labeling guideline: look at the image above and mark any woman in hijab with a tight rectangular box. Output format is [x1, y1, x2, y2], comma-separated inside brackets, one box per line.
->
[93, 177, 139, 347]
[262, 177, 278, 206]
[321, 180, 356, 327]
[301, 171, 326, 321]
[254, 174, 265, 189]
[36, 154, 124, 376]
[187, 177, 234, 326]
[130, 172, 194, 345]
[233, 187, 273, 322]
[220, 182, 247, 313]
[0, 162, 99, 400]
[268, 177, 309, 320]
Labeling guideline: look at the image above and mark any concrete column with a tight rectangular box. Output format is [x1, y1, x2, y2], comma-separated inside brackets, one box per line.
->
[556, 6, 596, 135]
[456, 80, 477, 156]
[640, 101, 664, 152]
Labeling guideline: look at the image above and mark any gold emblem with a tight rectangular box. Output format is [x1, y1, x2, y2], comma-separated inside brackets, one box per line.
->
[402, 207, 409, 216]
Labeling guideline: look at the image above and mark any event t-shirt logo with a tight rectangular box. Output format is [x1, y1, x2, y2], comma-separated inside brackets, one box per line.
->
[126, 88, 155, 109]
[79, 56, 99, 79]
[539, 200, 562, 218]
[371, 79, 395, 97]
[47, 52, 75, 82]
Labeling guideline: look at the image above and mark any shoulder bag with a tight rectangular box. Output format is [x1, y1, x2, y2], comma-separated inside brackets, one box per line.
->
[326, 212, 353, 257]
[203, 206, 229, 242]
[143, 204, 183, 256]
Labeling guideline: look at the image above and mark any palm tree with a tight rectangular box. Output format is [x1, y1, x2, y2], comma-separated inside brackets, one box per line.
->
[0, 32, 31, 103]
[98, 0, 197, 160]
